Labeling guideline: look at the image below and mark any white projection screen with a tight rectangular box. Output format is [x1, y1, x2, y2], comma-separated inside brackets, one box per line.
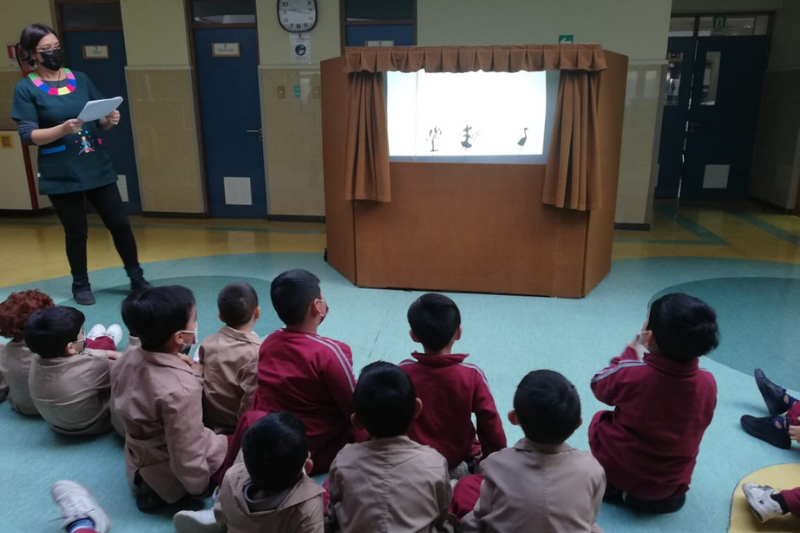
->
[387, 70, 557, 164]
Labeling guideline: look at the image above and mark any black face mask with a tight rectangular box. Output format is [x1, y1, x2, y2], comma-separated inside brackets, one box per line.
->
[39, 49, 63, 71]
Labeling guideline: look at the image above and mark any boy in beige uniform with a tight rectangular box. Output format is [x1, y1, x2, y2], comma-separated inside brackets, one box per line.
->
[328, 362, 452, 533]
[112, 286, 229, 511]
[0, 289, 56, 416]
[200, 282, 261, 433]
[173, 412, 325, 533]
[25, 306, 122, 435]
[454, 370, 606, 533]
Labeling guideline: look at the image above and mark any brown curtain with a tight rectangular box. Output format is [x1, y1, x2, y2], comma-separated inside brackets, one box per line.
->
[343, 45, 606, 209]
[542, 71, 602, 210]
[344, 72, 391, 202]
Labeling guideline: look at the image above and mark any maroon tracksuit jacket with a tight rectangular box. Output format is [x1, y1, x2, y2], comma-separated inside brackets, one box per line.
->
[252, 328, 363, 473]
[399, 352, 506, 468]
[589, 346, 717, 500]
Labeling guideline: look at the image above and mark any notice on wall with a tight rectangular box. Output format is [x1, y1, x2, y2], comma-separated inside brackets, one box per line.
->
[290, 33, 311, 64]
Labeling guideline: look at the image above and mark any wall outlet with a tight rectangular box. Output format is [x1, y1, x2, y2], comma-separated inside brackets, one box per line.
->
[277, 85, 286, 99]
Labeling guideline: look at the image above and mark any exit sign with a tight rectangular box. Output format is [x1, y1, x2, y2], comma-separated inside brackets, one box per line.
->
[558, 34, 575, 44]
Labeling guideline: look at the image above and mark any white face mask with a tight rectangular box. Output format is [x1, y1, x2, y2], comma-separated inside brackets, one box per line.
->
[180, 328, 199, 347]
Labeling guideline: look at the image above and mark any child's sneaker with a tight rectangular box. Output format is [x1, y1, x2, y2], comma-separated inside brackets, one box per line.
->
[86, 324, 107, 341]
[51, 480, 110, 533]
[740, 415, 792, 449]
[105, 324, 123, 346]
[754, 369, 788, 416]
[174, 509, 217, 533]
[742, 483, 784, 523]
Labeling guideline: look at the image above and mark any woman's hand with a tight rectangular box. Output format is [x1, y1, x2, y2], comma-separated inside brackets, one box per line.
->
[100, 111, 120, 130]
[61, 119, 84, 135]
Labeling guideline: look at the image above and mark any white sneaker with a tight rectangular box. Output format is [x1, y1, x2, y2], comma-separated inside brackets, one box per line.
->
[742, 482, 784, 523]
[86, 324, 107, 341]
[105, 324, 123, 346]
[174, 509, 217, 533]
[51, 480, 110, 533]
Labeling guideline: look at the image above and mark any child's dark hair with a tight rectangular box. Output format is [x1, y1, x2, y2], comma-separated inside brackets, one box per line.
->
[121, 286, 195, 352]
[354, 361, 417, 438]
[18, 24, 57, 68]
[218, 282, 258, 327]
[242, 412, 308, 492]
[514, 370, 581, 445]
[270, 269, 321, 326]
[25, 306, 85, 359]
[0, 290, 54, 341]
[647, 293, 719, 362]
[407, 293, 461, 352]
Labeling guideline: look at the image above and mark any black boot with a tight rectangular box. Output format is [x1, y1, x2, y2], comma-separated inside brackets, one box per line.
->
[72, 273, 96, 306]
[125, 265, 153, 292]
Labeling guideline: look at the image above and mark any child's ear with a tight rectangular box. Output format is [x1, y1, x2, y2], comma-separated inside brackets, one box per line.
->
[409, 329, 419, 343]
[217, 312, 223, 323]
[253, 306, 261, 321]
[65, 342, 79, 357]
[454, 326, 462, 341]
[508, 410, 519, 426]
[304, 457, 314, 475]
[645, 332, 659, 353]
[350, 413, 364, 430]
[413, 397, 423, 419]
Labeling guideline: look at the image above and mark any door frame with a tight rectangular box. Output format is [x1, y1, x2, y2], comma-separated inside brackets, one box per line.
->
[658, 11, 775, 202]
[184, 0, 261, 217]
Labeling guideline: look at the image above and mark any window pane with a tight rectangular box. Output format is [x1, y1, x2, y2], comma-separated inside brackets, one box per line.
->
[668, 17, 695, 37]
[754, 15, 769, 36]
[61, 3, 122, 28]
[346, 0, 414, 21]
[699, 15, 755, 36]
[665, 52, 683, 105]
[193, 0, 256, 24]
[701, 51, 721, 105]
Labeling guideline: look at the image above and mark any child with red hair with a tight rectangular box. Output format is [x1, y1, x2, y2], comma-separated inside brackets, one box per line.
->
[0, 289, 121, 416]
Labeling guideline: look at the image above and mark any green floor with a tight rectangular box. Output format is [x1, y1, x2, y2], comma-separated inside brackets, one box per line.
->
[2, 253, 800, 532]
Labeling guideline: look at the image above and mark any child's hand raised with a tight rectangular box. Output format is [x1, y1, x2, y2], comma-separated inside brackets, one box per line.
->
[789, 420, 800, 444]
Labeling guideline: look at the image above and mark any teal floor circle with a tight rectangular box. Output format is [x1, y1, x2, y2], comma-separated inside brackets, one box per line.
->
[652, 277, 800, 385]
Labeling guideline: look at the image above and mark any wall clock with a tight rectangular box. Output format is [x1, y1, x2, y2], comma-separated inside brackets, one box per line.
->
[278, 0, 317, 33]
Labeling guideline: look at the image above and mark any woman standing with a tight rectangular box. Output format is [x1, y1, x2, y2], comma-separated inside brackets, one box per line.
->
[11, 24, 150, 305]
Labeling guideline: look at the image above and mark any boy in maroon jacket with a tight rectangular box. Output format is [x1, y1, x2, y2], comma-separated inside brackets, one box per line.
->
[251, 269, 362, 474]
[399, 293, 506, 478]
[589, 293, 719, 514]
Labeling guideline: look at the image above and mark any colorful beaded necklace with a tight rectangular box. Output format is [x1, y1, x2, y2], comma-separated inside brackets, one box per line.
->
[28, 68, 77, 96]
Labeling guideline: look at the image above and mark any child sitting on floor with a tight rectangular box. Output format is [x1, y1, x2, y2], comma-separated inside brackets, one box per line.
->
[453, 370, 606, 532]
[399, 293, 506, 478]
[0, 289, 55, 415]
[26, 306, 122, 435]
[200, 282, 262, 433]
[173, 412, 325, 533]
[328, 362, 452, 533]
[251, 269, 362, 474]
[589, 293, 719, 514]
[112, 286, 228, 511]
[740, 368, 800, 449]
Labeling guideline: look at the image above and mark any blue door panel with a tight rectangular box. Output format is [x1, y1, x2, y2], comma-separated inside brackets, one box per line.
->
[346, 25, 415, 47]
[194, 27, 267, 218]
[63, 31, 141, 213]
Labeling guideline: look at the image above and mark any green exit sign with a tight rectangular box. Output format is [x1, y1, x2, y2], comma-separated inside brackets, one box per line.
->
[558, 34, 575, 44]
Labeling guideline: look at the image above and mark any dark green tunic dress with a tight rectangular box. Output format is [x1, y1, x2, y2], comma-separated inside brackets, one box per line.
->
[11, 68, 117, 196]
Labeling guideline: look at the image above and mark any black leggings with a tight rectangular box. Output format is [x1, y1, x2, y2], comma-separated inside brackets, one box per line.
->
[49, 183, 140, 276]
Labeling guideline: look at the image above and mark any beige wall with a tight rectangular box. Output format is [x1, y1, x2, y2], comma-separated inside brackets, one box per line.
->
[749, 0, 800, 210]
[120, 0, 204, 214]
[0, 0, 54, 73]
[120, 0, 191, 67]
[417, 0, 672, 62]
[254, 0, 338, 216]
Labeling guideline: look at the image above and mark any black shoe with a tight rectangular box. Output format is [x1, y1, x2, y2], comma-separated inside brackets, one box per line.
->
[755, 369, 788, 416]
[72, 274, 95, 306]
[740, 415, 791, 449]
[130, 277, 153, 292]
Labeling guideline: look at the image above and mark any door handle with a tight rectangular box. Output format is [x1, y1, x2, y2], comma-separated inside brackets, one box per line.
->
[246, 129, 263, 141]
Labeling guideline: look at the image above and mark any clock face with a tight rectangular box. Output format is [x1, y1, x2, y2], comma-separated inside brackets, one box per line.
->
[278, 0, 317, 33]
